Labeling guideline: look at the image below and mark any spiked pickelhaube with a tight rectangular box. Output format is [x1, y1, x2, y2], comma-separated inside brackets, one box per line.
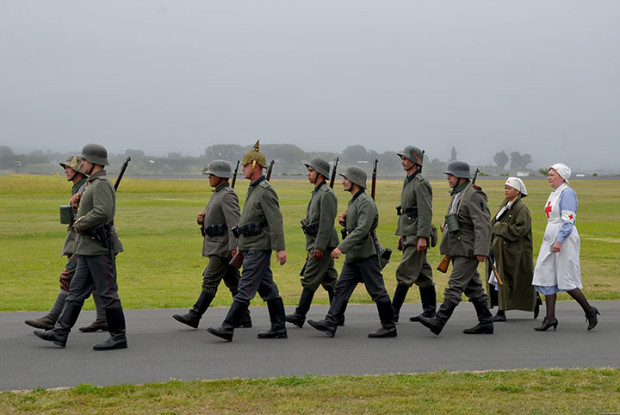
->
[241, 140, 267, 168]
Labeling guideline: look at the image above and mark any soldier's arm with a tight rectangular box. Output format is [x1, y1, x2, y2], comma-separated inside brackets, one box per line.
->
[469, 191, 492, 257]
[262, 188, 286, 251]
[315, 191, 337, 252]
[416, 180, 433, 239]
[222, 192, 241, 252]
[338, 200, 373, 254]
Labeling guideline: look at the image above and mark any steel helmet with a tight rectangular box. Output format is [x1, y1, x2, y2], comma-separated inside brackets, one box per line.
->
[304, 158, 330, 179]
[340, 166, 367, 189]
[80, 143, 109, 166]
[443, 161, 471, 179]
[204, 159, 232, 179]
[397, 146, 424, 166]
[241, 140, 267, 168]
[59, 155, 84, 174]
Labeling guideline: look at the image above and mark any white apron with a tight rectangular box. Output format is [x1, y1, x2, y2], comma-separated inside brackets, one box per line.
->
[532, 184, 582, 290]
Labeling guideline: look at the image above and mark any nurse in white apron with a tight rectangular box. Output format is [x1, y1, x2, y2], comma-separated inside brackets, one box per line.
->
[532, 163, 599, 331]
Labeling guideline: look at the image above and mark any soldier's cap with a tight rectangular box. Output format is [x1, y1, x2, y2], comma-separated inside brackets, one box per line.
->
[339, 165, 367, 189]
[443, 161, 471, 179]
[397, 146, 424, 166]
[304, 158, 330, 179]
[204, 159, 232, 179]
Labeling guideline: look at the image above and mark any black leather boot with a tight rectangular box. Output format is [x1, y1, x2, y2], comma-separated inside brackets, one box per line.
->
[207, 300, 247, 342]
[307, 319, 337, 337]
[409, 285, 437, 322]
[285, 288, 314, 328]
[258, 297, 288, 339]
[369, 301, 397, 338]
[26, 290, 68, 330]
[34, 300, 83, 347]
[173, 291, 214, 329]
[417, 300, 457, 335]
[93, 308, 128, 350]
[463, 299, 494, 334]
[33, 329, 69, 348]
[236, 308, 253, 328]
[391, 284, 409, 323]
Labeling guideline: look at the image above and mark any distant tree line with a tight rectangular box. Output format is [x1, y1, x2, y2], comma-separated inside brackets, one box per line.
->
[0, 144, 534, 177]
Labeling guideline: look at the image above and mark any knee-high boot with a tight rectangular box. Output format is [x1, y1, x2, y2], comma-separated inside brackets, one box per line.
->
[368, 301, 397, 338]
[173, 291, 214, 329]
[25, 290, 69, 330]
[93, 308, 128, 350]
[391, 284, 409, 323]
[463, 298, 494, 334]
[258, 297, 288, 339]
[409, 285, 437, 322]
[285, 288, 315, 328]
[33, 300, 82, 348]
[417, 300, 457, 335]
[207, 300, 247, 342]
[79, 291, 109, 332]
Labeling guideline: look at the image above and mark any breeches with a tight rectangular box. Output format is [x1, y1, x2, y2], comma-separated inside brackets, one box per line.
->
[202, 255, 241, 296]
[395, 236, 433, 287]
[301, 248, 338, 291]
[443, 256, 487, 305]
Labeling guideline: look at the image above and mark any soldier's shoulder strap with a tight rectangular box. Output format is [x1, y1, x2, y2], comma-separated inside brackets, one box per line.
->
[259, 180, 271, 189]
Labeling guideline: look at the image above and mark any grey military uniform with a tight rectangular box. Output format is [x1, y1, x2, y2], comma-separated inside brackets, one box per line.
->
[301, 182, 339, 291]
[395, 171, 434, 288]
[440, 180, 492, 305]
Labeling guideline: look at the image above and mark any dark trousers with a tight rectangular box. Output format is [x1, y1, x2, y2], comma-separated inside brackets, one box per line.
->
[326, 256, 390, 324]
[443, 256, 488, 305]
[202, 255, 241, 297]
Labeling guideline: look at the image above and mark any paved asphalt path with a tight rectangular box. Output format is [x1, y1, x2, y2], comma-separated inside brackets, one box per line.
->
[1, 301, 618, 391]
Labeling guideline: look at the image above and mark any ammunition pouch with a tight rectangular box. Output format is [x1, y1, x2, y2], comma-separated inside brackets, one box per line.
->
[396, 205, 418, 218]
[231, 221, 267, 238]
[201, 223, 227, 237]
[340, 228, 352, 241]
[84, 222, 114, 251]
[379, 246, 393, 270]
[60, 205, 74, 225]
[300, 219, 319, 236]
[430, 224, 438, 247]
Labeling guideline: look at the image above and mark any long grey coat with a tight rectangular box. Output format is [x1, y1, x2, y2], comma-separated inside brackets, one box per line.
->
[238, 177, 285, 251]
[338, 190, 378, 264]
[304, 182, 339, 251]
[487, 196, 536, 311]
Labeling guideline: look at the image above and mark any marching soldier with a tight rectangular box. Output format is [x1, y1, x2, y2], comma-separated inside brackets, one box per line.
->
[285, 158, 339, 328]
[172, 160, 251, 329]
[207, 141, 287, 342]
[391, 146, 436, 323]
[26, 155, 107, 332]
[308, 166, 396, 338]
[34, 144, 128, 350]
[416, 161, 493, 335]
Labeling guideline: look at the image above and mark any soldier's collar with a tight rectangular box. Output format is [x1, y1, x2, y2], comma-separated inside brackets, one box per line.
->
[450, 179, 470, 195]
[87, 170, 106, 182]
[250, 175, 266, 187]
[214, 182, 230, 192]
[314, 181, 326, 192]
[405, 169, 420, 183]
[350, 189, 365, 202]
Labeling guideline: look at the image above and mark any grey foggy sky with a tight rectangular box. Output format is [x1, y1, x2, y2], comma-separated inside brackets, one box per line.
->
[1, 1, 619, 172]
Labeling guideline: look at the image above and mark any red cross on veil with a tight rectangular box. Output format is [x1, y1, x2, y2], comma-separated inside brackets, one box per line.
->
[545, 201, 552, 218]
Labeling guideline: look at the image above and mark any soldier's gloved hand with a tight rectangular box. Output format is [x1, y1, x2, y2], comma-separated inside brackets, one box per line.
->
[314, 249, 324, 260]
[197, 212, 205, 225]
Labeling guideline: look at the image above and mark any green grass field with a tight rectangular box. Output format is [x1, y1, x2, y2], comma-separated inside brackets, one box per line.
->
[1, 174, 619, 311]
[1, 174, 619, 412]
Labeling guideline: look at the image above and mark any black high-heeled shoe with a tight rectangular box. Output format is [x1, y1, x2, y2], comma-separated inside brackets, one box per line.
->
[534, 318, 558, 331]
[586, 306, 600, 331]
[533, 295, 543, 319]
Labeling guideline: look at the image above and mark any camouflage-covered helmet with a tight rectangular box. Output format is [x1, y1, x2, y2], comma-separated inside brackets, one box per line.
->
[397, 146, 424, 166]
[80, 143, 109, 166]
[59, 155, 84, 174]
[340, 166, 367, 189]
[204, 159, 232, 179]
[241, 140, 267, 168]
[304, 158, 330, 179]
[444, 161, 471, 179]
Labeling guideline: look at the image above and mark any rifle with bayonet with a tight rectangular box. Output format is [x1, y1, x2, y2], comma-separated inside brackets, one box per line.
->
[329, 157, 339, 188]
[266, 160, 275, 181]
[231, 160, 240, 189]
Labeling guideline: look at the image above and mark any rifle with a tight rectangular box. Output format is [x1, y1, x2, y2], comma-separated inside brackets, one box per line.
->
[231, 160, 240, 189]
[266, 160, 275, 181]
[370, 159, 378, 200]
[329, 157, 339, 188]
[114, 157, 131, 191]
[369, 159, 391, 269]
[488, 258, 504, 287]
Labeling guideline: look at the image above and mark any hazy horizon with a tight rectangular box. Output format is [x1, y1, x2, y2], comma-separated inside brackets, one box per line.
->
[1, 1, 619, 172]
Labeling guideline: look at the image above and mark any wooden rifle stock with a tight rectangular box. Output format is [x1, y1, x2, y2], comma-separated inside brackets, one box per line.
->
[231, 160, 240, 189]
[229, 251, 243, 269]
[329, 157, 339, 188]
[114, 157, 131, 191]
[488, 258, 504, 287]
[437, 255, 451, 273]
[266, 160, 275, 181]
